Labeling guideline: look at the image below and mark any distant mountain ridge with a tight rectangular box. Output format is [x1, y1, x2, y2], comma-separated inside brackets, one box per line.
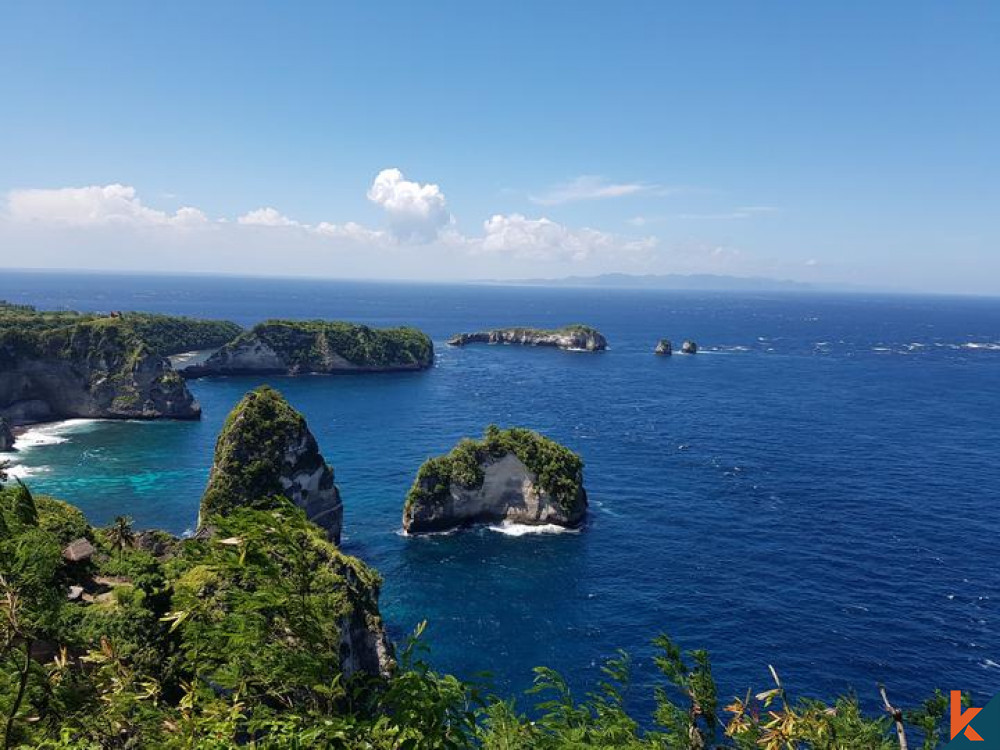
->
[484, 273, 857, 292]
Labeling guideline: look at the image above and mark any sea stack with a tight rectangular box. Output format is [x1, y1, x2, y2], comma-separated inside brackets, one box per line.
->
[447, 325, 607, 352]
[403, 425, 588, 534]
[200, 386, 343, 544]
[681, 340, 698, 354]
[654, 339, 673, 356]
[0, 418, 14, 451]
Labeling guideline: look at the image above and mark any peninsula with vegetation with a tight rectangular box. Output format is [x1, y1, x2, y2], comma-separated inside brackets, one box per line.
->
[403, 425, 588, 533]
[0, 302, 239, 423]
[0, 305, 437, 426]
[447, 324, 607, 351]
[182, 319, 434, 376]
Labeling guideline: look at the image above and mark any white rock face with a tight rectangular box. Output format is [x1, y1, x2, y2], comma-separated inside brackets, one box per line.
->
[278, 434, 343, 544]
[201, 338, 287, 372]
[403, 452, 587, 533]
[448, 327, 607, 352]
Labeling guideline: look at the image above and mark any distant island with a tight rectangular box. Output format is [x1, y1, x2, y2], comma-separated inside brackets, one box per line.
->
[481, 272, 854, 292]
[181, 319, 433, 376]
[448, 324, 607, 351]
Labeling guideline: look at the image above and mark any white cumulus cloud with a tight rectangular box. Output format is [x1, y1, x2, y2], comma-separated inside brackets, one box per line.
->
[6, 184, 207, 227]
[476, 213, 656, 262]
[366, 168, 451, 242]
[237, 207, 302, 227]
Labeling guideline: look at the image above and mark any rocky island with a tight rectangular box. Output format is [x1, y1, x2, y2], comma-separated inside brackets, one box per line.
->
[447, 324, 607, 351]
[0, 303, 239, 424]
[655, 339, 673, 355]
[182, 319, 434, 376]
[200, 385, 344, 544]
[403, 425, 588, 534]
[681, 339, 698, 354]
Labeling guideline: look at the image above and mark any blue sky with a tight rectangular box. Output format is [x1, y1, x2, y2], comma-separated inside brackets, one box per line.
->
[0, 2, 997, 292]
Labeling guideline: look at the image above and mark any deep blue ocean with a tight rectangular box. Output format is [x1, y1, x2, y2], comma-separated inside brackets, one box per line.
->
[3, 270, 999, 715]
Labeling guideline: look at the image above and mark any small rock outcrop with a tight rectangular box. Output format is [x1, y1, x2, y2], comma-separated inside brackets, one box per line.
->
[447, 325, 607, 352]
[403, 425, 588, 534]
[681, 340, 698, 354]
[654, 339, 673, 356]
[200, 386, 343, 544]
[0, 418, 14, 451]
[63, 538, 96, 563]
[183, 320, 434, 377]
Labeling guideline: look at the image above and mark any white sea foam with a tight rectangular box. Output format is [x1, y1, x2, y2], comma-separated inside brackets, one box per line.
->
[4, 464, 49, 479]
[487, 522, 579, 536]
[963, 342, 1000, 351]
[396, 527, 459, 538]
[16, 419, 102, 449]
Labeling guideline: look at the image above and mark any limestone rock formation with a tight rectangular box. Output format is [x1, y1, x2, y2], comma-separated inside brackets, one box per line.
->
[681, 340, 698, 354]
[200, 386, 343, 544]
[655, 339, 673, 355]
[0, 322, 199, 424]
[403, 425, 587, 534]
[183, 320, 434, 376]
[447, 325, 607, 352]
[196, 385, 393, 677]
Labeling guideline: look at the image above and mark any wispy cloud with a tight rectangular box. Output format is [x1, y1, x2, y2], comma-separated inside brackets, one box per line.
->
[529, 176, 654, 206]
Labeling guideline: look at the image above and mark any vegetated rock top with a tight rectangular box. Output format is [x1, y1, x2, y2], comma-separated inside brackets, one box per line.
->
[185, 319, 434, 375]
[403, 425, 588, 533]
[200, 385, 344, 542]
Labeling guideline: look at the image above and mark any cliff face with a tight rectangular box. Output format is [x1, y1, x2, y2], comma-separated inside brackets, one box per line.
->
[183, 320, 434, 376]
[403, 426, 588, 534]
[0, 321, 200, 424]
[447, 325, 607, 352]
[197, 386, 393, 677]
[0, 417, 14, 451]
[200, 386, 343, 544]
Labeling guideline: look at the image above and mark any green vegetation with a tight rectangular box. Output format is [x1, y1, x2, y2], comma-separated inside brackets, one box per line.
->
[406, 425, 585, 514]
[235, 319, 433, 370]
[200, 386, 321, 520]
[0, 477, 947, 748]
[0, 302, 241, 358]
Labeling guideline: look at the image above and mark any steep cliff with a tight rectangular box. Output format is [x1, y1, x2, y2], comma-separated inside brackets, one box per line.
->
[196, 386, 392, 677]
[403, 425, 588, 533]
[0, 417, 14, 451]
[184, 320, 434, 376]
[200, 385, 343, 543]
[447, 324, 607, 351]
[0, 317, 200, 423]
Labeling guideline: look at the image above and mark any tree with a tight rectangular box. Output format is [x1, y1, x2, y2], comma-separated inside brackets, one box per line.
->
[108, 515, 135, 563]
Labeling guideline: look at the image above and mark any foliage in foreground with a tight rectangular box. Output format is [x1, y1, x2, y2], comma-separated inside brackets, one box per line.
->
[0, 480, 948, 748]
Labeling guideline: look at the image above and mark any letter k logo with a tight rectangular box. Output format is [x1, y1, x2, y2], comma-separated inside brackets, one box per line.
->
[952, 691, 984, 741]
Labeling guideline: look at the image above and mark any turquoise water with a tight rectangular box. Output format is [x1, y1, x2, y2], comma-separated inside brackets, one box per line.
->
[3, 271, 1000, 714]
